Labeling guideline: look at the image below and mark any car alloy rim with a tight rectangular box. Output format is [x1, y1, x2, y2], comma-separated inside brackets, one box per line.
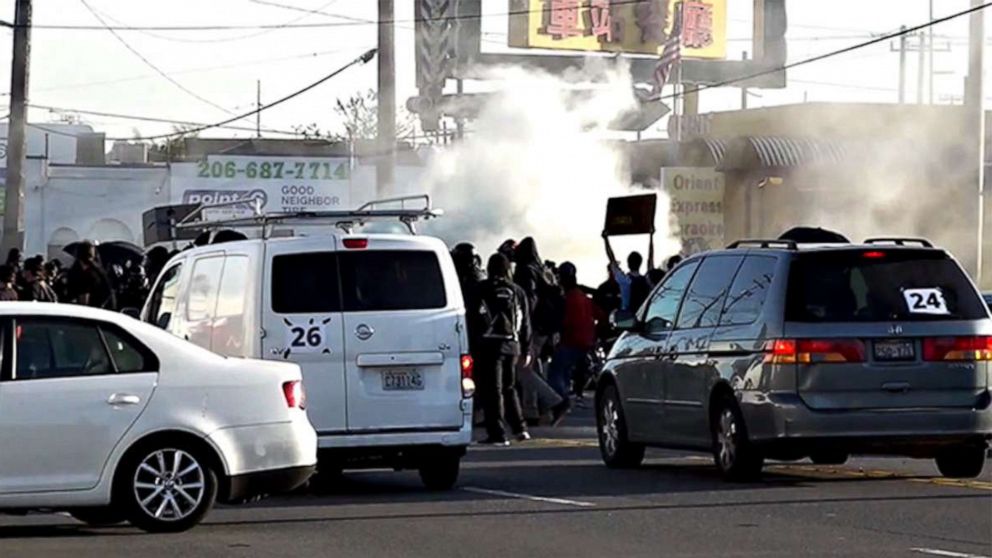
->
[601, 397, 619, 457]
[133, 449, 205, 522]
[717, 409, 737, 471]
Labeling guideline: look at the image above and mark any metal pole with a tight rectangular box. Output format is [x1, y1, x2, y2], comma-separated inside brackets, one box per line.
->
[898, 25, 907, 104]
[917, 32, 926, 104]
[965, 0, 987, 286]
[928, 0, 935, 104]
[2, 0, 32, 255]
[741, 51, 749, 109]
[455, 78, 465, 140]
[376, 0, 396, 198]
[256, 80, 262, 138]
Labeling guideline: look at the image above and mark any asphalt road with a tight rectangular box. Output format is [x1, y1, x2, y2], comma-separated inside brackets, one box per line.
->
[2, 408, 990, 558]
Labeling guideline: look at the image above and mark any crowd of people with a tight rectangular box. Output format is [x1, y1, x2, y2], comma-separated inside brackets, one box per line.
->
[452, 236, 682, 446]
[0, 243, 172, 312]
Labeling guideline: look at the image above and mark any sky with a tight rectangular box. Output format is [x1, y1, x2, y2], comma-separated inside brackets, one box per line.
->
[0, 0, 985, 142]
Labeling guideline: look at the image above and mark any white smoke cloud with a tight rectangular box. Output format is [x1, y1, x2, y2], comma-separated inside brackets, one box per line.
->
[414, 61, 681, 284]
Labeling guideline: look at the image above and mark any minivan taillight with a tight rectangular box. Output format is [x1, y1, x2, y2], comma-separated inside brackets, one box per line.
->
[769, 339, 866, 364]
[923, 336, 992, 362]
[283, 380, 306, 409]
[460, 354, 475, 398]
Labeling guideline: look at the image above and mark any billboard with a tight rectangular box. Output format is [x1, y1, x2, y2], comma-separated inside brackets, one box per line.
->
[661, 167, 725, 254]
[170, 155, 351, 219]
[508, 0, 727, 60]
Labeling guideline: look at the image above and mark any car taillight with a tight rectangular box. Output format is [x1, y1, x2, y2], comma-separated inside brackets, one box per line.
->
[343, 238, 368, 249]
[283, 380, 306, 409]
[460, 354, 475, 398]
[923, 336, 992, 362]
[769, 339, 866, 364]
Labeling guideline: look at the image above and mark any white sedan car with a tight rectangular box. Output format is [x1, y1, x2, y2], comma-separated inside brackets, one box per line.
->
[0, 302, 317, 532]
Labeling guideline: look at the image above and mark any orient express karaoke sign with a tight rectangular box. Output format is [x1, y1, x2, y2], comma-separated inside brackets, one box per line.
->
[509, 0, 727, 59]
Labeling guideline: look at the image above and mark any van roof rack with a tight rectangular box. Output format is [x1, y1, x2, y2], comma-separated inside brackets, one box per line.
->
[727, 239, 798, 250]
[174, 194, 443, 236]
[863, 237, 934, 248]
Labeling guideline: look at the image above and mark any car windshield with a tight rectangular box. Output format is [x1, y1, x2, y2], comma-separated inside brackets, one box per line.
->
[786, 250, 988, 322]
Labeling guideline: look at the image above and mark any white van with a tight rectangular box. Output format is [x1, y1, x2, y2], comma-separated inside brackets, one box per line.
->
[140, 203, 473, 490]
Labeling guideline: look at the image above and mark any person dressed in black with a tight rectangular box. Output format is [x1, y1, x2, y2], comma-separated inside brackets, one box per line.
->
[451, 243, 487, 353]
[20, 258, 57, 303]
[0, 265, 18, 301]
[67, 241, 116, 309]
[475, 253, 531, 446]
[626, 251, 651, 312]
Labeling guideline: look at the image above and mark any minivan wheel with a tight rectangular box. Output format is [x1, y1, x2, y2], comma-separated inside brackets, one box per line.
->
[711, 397, 764, 482]
[935, 446, 987, 479]
[117, 445, 218, 533]
[419, 451, 461, 490]
[810, 451, 849, 466]
[69, 507, 126, 527]
[597, 384, 645, 469]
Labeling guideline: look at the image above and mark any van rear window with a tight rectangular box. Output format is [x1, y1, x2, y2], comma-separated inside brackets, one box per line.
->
[272, 252, 341, 314]
[785, 250, 987, 322]
[339, 251, 446, 312]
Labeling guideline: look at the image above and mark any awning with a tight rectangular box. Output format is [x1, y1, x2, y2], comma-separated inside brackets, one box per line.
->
[717, 136, 854, 171]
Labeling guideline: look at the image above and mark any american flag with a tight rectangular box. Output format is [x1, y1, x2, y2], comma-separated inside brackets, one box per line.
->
[639, 2, 684, 102]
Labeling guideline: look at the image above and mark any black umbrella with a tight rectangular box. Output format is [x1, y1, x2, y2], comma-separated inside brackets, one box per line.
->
[64, 240, 144, 269]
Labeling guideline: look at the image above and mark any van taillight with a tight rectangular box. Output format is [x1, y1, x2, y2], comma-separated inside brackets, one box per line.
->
[769, 339, 866, 364]
[343, 238, 368, 249]
[923, 336, 992, 362]
[283, 380, 306, 409]
[460, 354, 475, 398]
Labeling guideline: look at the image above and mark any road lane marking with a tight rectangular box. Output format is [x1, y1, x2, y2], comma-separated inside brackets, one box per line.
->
[462, 487, 595, 507]
[911, 548, 991, 558]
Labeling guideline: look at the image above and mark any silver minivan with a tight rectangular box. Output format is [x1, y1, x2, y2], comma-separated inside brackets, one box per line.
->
[597, 238, 992, 481]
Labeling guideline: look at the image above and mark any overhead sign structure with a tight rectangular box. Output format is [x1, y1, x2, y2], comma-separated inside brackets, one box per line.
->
[508, 0, 727, 60]
[661, 167, 725, 254]
[171, 156, 352, 219]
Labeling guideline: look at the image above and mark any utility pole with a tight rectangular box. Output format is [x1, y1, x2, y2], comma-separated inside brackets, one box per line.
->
[898, 26, 907, 103]
[740, 51, 749, 109]
[376, 0, 396, 198]
[256, 80, 262, 138]
[965, 0, 988, 286]
[2, 0, 32, 255]
[917, 32, 926, 104]
[928, 0, 935, 104]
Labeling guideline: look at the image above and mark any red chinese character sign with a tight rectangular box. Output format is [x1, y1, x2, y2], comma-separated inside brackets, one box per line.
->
[510, 0, 726, 59]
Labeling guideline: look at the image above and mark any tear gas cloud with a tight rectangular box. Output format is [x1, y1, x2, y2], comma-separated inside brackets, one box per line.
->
[414, 61, 681, 284]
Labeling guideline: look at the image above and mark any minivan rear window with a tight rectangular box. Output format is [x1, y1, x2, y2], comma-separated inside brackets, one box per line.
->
[339, 251, 446, 311]
[786, 250, 987, 322]
[272, 252, 341, 314]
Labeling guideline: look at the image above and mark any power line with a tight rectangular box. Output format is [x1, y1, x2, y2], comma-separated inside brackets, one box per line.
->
[27, 103, 305, 136]
[102, 47, 377, 142]
[661, 1, 992, 102]
[77, 0, 244, 121]
[89, 0, 342, 44]
[17, 0, 650, 31]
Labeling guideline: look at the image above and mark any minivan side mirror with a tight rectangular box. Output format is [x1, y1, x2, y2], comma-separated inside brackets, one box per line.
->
[120, 307, 140, 319]
[610, 309, 638, 332]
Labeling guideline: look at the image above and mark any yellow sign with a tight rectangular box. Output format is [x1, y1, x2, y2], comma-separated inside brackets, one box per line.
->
[661, 167, 725, 253]
[508, 0, 727, 60]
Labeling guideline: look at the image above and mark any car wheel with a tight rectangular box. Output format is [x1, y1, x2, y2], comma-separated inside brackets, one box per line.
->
[935, 446, 987, 479]
[419, 451, 461, 490]
[810, 451, 849, 466]
[69, 507, 126, 527]
[117, 445, 219, 533]
[711, 396, 764, 482]
[596, 384, 645, 469]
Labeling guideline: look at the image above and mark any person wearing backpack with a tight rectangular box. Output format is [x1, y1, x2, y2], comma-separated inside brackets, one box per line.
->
[475, 253, 532, 445]
[512, 237, 569, 426]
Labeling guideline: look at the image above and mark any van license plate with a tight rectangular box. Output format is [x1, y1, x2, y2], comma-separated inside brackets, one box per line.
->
[873, 340, 916, 361]
[382, 370, 425, 391]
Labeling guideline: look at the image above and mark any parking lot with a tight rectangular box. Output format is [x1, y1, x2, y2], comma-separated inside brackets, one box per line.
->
[2, 411, 989, 558]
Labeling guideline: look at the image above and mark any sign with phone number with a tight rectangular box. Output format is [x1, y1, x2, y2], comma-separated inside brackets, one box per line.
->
[170, 155, 352, 215]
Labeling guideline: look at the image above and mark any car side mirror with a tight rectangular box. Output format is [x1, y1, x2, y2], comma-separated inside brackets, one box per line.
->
[120, 307, 140, 319]
[610, 309, 638, 332]
[156, 313, 172, 330]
